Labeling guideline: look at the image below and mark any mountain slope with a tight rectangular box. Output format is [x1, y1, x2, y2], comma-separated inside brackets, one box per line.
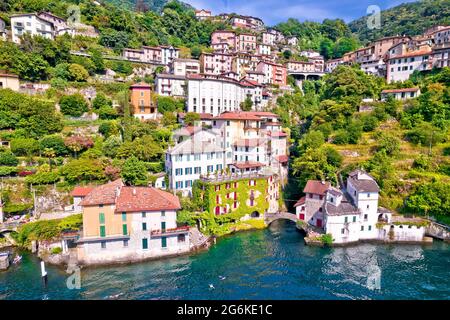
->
[349, 0, 450, 44]
[100, 0, 192, 13]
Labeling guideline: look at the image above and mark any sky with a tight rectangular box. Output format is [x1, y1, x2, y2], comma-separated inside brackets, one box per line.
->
[183, 0, 419, 25]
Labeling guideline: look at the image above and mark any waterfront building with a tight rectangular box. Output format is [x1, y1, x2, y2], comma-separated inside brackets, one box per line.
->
[155, 73, 186, 98]
[166, 111, 289, 195]
[10, 13, 55, 43]
[129, 82, 157, 121]
[76, 179, 189, 265]
[381, 88, 421, 101]
[71, 186, 94, 213]
[0, 73, 20, 91]
[195, 173, 280, 216]
[295, 169, 427, 244]
[165, 129, 226, 196]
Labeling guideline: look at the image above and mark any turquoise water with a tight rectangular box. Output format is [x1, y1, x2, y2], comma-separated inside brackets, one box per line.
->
[1, 220, 449, 300]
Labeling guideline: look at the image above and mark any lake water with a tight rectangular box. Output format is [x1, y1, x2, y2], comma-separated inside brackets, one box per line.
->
[1, 220, 449, 300]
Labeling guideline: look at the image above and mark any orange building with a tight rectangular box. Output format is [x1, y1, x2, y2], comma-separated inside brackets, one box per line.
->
[129, 82, 157, 121]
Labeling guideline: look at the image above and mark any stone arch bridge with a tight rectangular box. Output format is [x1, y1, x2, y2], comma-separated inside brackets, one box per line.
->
[264, 212, 299, 225]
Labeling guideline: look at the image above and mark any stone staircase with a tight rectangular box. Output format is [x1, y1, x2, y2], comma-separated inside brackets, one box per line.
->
[189, 227, 210, 249]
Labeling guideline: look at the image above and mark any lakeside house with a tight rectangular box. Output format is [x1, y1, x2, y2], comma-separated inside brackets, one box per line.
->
[295, 170, 426, 244]
[76, 179, 190, 265]
[165, 111, 288, 196]
[195, 172, 280, 216]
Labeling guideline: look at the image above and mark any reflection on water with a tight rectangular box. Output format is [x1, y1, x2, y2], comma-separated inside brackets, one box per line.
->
[0, 220, 449, 300]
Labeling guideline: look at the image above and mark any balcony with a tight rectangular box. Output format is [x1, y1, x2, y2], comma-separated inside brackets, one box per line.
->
[151, 226, 190, 237]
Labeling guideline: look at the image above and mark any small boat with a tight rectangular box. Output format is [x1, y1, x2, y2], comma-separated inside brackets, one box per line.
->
[12, 255, 22, 264]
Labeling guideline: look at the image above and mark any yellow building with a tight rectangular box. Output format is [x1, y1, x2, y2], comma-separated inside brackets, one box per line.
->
[0, 73, 20, 92]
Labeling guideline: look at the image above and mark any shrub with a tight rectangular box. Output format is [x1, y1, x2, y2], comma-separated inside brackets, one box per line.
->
[39, 135, 68, 156]
[0, 166, 18, 176]
[51, 247, 63, 255]
[0, 151, 19, 166]
[10, 138, 39, 156]
[25, 171, 60, 185]
[320, 234, 333, 246]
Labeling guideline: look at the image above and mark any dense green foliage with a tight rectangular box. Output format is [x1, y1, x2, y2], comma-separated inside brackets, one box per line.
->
[349, 0, 450, 44]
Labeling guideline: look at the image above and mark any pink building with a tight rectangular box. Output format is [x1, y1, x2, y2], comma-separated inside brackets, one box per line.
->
[257, 61, 287, 86]
[211, 30, 237, 51]
[287, 61, 315, 73]
[238, 33, 257, 53]
[195, 9, 212, 20]
[200, 52, 233, 75]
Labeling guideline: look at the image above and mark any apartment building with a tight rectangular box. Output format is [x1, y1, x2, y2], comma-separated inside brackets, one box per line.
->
[170, 58, 200, 76]
[230, 16, 264, 32]
[10, 13, 55, 43]
[386, 48, 433, 83]
[261, 31, 276, 46]
[200, 52, 234, 75]
[122, 46, 179, 66]
[245, 70, 265, 84]
[211, 30, 237, 50]
[238, 33, 257, 53]
[257, 43, 271, 56]
[287, 61, 315, 73]
[165, 130, 226, 195]
[256, 61, 287, 86]
[38, 12, 68, 35]
[129, 82, 157, 120]
[76, 179, 189, 265]
[325, 58, 344, 73]
[155, 74, 186, 98]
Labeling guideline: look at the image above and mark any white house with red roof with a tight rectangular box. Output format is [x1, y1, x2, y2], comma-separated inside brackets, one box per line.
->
[71, 186, 94, 213]
[381, 88, 421, 101]
[76, 179, 190, 265]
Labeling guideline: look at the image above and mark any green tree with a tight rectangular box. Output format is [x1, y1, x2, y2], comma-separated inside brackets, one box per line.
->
[183, 112, 200, 126]
[121, 156, 148, 186]
[240, 96, 253, 111]
[62, 158, 106, 183]
[59, 94, 89, 117]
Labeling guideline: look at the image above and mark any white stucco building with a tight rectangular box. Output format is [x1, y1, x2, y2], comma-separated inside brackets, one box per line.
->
[10, 13, 55, 43]
[155, 74, 186, 98]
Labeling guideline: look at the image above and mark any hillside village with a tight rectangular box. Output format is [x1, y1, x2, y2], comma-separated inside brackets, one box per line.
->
[0, 0, 449, 266]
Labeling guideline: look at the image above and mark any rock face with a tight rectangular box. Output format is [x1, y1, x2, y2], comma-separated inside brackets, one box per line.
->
[426, 222, 450, 241]
[0, 253, 10, 270]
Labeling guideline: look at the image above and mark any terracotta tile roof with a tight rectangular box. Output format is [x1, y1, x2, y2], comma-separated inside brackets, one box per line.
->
[294, 196, 305, 207]
[80, 179, 124, 206]
[71, 186, 94, 197]
[0, 73, 19, 78]
[275, 155, 289, 163]
[303, 180, 330, 196]
[382, 88, 419, 93]
[231, 161, 264, 169]
[388, 49, 432, 60]
[214, 112, 261, 121]
[130, 82, 151, 89]
[115, 187, 181, 212]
